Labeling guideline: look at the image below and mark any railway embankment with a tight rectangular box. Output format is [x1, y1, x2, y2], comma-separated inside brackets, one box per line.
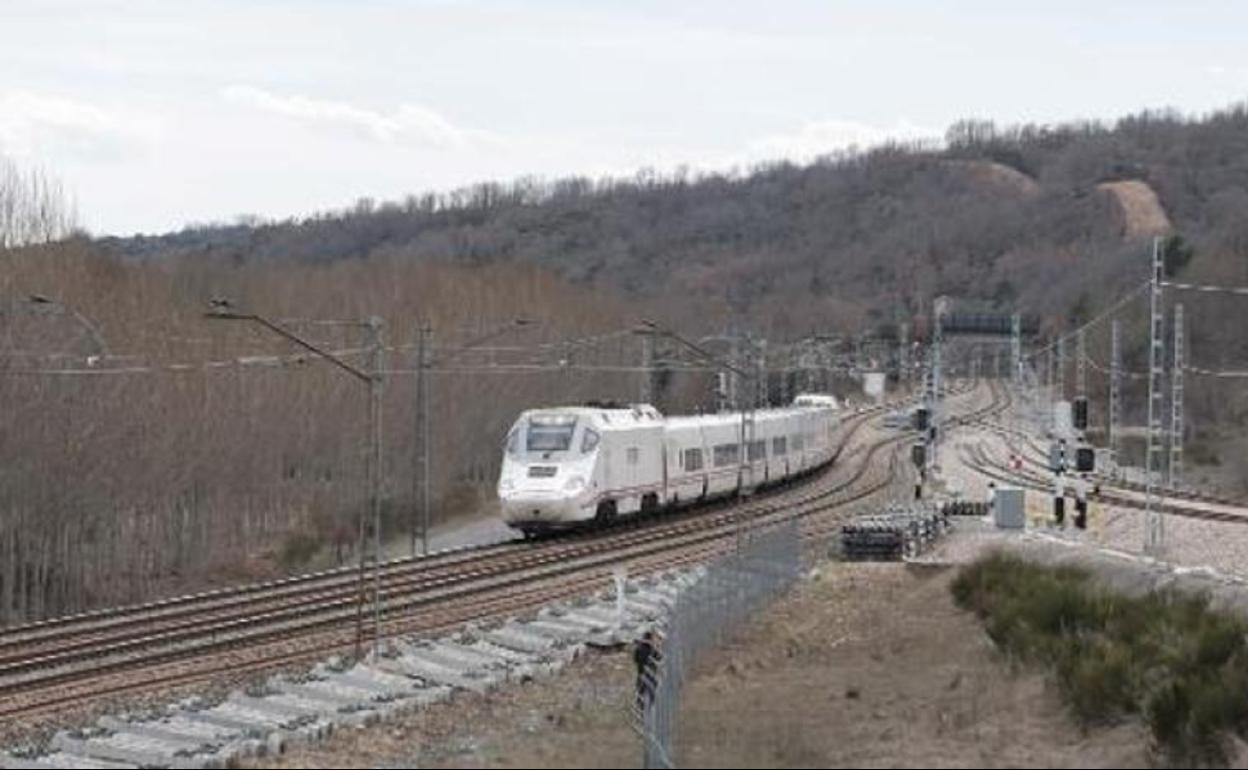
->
[251, 532, 1166, 769]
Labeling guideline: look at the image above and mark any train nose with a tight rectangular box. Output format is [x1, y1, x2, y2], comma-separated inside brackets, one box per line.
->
[499, 491, 582, 525]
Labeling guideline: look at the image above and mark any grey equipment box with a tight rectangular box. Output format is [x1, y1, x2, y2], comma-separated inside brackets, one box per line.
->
[993, 486, 1026, 530]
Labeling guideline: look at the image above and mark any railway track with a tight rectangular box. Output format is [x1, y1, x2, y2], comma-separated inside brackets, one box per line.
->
[958, 425, 1248, 527]
[0, 384, 998, 722]
[0, 402, 893, 682]
[968, 407, 1246, 509]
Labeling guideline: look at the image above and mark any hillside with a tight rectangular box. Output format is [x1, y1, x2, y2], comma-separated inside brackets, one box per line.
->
[98, 105, 1248, 343]
[99, 105, 1248, 483]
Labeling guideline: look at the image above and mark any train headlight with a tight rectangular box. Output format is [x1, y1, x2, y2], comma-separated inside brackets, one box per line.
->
[564, 475, 586, 493]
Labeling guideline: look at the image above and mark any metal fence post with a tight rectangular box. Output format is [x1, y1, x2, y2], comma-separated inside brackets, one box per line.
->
[634, 521, 802, 767]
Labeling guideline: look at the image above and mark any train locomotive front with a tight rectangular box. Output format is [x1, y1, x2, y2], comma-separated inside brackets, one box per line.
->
[496, 408, 605, 535]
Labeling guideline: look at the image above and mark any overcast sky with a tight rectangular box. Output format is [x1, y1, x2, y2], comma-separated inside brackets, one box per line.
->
[3, 0, 1247, 236]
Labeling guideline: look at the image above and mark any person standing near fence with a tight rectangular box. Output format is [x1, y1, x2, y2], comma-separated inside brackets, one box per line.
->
[634, 630, 661, 712]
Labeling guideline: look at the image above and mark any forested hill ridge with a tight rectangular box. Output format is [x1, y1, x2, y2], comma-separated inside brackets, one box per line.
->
[100, 103, 1248, 343]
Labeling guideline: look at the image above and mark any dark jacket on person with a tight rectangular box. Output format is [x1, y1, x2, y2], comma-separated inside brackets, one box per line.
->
[634, 637, 659, 678]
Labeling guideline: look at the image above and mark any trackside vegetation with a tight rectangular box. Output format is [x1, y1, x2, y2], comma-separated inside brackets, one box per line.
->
[953, 553, 1248, 767]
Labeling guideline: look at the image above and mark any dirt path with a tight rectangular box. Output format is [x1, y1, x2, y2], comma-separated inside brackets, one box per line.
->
[253, 560, 1149, 769]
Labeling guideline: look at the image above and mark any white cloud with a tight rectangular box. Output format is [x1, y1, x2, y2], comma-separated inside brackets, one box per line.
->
[221, 85, 495, 149]
[745, 118, 942, 163]
[0, 91, 153, 161]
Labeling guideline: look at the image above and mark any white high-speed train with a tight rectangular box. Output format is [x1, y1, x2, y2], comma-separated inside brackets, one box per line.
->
[496, 395, 841, 536]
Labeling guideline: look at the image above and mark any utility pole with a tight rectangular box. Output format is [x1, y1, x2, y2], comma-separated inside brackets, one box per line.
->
[932, 300, 945, 467]
[412, 323, 432, 557]
[1076, 328, 1086, 399]
[1169, 303, 1185, 489]
[1057, 334, 1066, 403]
[804, 339, 817, 393]
[640, 321, 755, 545]
[1011, 313, 1021, 388]
[366, 317, 386, 654]
[1110, 319, 1121, 467]
[1145, 237, 1166, 555]
[755, 338, 768, 408]
[899, 322, 910, 387]
[639, 330, 655, 404]
[777, 346, 789, 405]
[203, 303, 383, 659]
[737, 356, 758, 548]
[412, 318, 532, 557]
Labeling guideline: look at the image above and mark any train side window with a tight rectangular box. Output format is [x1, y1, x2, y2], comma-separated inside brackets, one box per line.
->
[791, 434, 805, 451]
[748, 440, 766, 460]
[772, 437, 787, 456]
[581, 428, 601, 454]
[505, 428, 520, 456]
[713, 444, 739, 467]
[627, 447, 639, 465]
[683, 448, 703, 471]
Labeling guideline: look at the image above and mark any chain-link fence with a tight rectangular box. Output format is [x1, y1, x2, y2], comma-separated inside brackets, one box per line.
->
[632, 517, 802, 768]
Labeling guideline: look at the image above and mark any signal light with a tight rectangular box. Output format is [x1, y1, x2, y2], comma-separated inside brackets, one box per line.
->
[1075, 447, 1095, 473]
[1073, 397, 1089, 431]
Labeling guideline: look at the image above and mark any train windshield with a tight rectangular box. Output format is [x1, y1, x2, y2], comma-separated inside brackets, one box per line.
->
[527, 414, 577, 451]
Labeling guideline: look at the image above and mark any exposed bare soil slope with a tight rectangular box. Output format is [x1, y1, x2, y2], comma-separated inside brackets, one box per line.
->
[1097, 179, 1172, 238]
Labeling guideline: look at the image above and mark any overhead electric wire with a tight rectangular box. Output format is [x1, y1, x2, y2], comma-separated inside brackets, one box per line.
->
[1023, 280, 1149, 363]
[1084, 354, 1248, 381]
[1162, 280, 1248, 297]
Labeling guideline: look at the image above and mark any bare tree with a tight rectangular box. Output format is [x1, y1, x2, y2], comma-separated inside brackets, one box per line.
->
[0, 154, 79, 249]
